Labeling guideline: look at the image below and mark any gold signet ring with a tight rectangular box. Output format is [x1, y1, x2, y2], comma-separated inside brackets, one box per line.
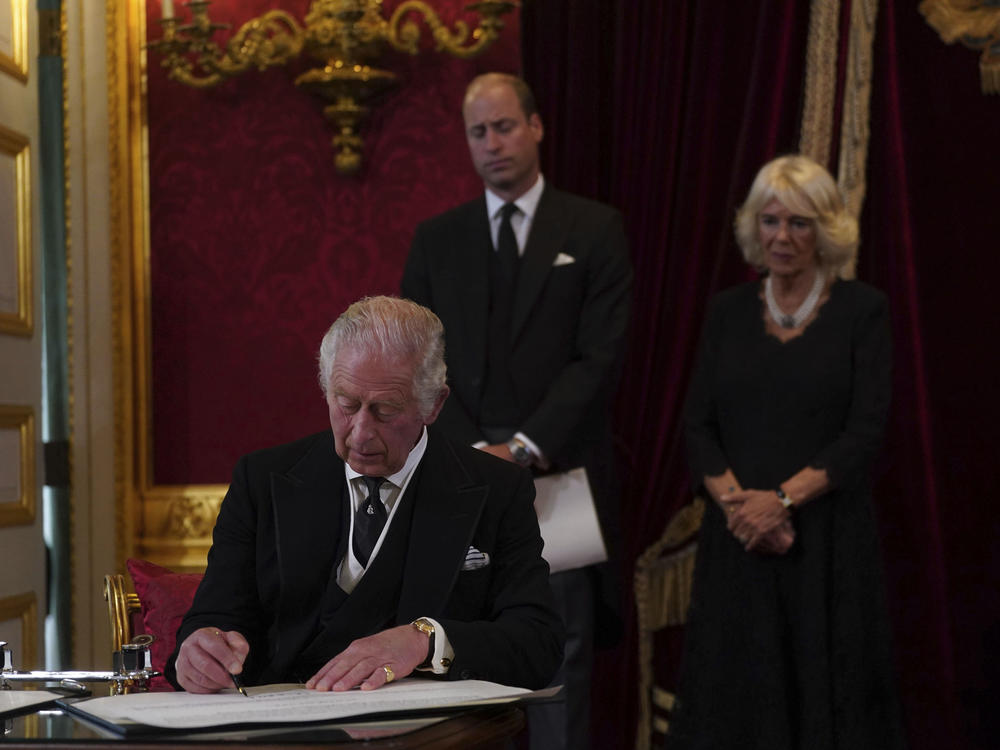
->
[382, 664, 395, 683]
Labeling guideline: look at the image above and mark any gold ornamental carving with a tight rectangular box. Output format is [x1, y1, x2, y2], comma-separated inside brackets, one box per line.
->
[163, 495, 220, 539]
[147, 0, 518, 175]
[921, 0, 1000, 93]
[138, 488, 227, 571]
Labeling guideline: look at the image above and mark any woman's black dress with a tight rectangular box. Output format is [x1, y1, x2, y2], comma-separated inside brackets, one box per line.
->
[668, 279, 906, 749]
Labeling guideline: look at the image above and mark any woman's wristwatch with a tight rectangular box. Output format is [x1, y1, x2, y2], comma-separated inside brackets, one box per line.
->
[776, 488, 795, 513]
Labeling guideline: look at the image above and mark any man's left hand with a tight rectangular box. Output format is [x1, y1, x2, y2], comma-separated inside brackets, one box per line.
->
[305, 624, 428, 691]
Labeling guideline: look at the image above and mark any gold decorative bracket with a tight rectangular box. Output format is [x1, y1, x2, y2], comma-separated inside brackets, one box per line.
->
[147, 0, 519, 174]
[387, 1, 512, 58]
[150, 5, 305, 89]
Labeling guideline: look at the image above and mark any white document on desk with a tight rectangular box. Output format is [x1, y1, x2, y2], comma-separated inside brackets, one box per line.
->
[0, 689, 65, 716]
[533, 467, 608, 574]
[66, 679, 532, 730]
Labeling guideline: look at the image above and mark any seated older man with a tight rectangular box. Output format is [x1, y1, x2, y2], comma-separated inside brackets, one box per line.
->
[167, 296, 563, 692]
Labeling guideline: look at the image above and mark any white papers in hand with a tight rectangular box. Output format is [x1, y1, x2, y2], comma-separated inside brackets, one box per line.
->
[533, 468, 608, 574]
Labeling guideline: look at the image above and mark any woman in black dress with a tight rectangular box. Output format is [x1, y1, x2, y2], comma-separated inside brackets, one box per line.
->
[668, 155, 906, 749]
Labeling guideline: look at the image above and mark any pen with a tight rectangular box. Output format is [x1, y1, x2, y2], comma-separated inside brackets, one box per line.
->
[231, 672, 248, 697]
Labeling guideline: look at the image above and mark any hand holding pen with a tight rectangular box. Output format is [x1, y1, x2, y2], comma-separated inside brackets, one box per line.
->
[174, 627, 250, 695]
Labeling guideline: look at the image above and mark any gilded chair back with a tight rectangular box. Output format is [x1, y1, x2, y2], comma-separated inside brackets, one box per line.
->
[633, 497, 705, 750]
[103, 573, 142, 653]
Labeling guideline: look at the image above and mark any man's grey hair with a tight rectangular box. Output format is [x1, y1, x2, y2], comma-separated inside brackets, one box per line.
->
[317, 296, 447, 419]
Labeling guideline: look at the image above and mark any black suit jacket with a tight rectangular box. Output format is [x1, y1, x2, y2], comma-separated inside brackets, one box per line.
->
[402, 185, 633, 643]
[165, 429, 563, 690]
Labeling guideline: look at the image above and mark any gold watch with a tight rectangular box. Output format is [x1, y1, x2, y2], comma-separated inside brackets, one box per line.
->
[411, 618, 436, 667]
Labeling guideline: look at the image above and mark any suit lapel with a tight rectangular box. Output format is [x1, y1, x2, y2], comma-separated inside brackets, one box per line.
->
[513, 186, 566, 341]
[396, 432, 488, 622]
[268, 432, 345, 677]
[454, 197, 492, 370]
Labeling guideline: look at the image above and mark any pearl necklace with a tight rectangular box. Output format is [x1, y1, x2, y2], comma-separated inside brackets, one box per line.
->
[765, 270, 825, 329]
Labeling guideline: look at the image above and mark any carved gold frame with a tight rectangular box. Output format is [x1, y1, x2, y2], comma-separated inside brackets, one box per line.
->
[0, 123, 31, 335]
[0, 404, 34, 527]
[107, 0, 226, 573]
[0, 0, 28, 81]
[0, 591, 37, 669]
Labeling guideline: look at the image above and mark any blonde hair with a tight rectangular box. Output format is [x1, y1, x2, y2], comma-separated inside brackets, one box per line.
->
[317, 296, 447, 419]
[734, 154, 858, 275]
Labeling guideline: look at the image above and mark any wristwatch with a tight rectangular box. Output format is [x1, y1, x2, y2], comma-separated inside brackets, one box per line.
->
[507, 438, 533, 467]
[776, 488, 795, 513]
[411, 617, 436, 667]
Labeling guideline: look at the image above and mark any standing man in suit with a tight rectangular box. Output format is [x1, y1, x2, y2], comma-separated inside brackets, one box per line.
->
[167, 296, 562, 693]
[401, 73, 633, 750]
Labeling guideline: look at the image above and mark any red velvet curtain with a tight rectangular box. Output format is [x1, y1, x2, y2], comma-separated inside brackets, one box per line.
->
[524, 1, 1000, 748]
[862, 2, 1000, 747]
[525, 2, 809, 747]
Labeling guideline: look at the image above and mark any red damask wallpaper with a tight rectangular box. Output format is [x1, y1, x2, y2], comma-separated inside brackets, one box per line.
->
[145, 0, 519, 484]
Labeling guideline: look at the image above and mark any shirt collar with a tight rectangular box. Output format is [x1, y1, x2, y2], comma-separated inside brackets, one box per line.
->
[485, 173, 545, 222]
[343, 425, 428, 487]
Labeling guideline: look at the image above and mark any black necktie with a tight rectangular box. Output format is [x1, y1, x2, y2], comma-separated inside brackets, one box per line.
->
[497, 202, 519, 282]
[353, 476, 387, 567]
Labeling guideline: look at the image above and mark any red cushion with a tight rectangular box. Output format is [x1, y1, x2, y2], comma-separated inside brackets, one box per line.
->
[126, 558, 203, 691]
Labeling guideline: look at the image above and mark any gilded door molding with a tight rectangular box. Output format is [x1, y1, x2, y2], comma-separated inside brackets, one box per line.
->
[0, 123, 31, 335]
[0, 0, 28, 81]
[0, 592, 37, 669]
[0, 404, 34, 526]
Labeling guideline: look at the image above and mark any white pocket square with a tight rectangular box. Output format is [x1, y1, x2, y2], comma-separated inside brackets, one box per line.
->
[462, 546, 491, 570]
[553, 252, 576, 267]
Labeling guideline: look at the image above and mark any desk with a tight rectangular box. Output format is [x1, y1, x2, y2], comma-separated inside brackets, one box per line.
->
[1, 705, 524, 748]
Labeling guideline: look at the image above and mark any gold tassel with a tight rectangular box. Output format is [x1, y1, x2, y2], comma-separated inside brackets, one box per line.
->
[981, 54, 1000, 94]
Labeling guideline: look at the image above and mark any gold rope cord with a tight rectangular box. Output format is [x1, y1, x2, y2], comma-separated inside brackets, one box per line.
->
[837, 0, 879, 279]
[799, 0, 842, 167]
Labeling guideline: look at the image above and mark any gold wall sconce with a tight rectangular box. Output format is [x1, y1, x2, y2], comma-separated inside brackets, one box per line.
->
[148, 0, 518, 175]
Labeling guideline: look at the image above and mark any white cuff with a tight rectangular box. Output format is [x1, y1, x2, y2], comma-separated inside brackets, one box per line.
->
[414, 617, 453, 675]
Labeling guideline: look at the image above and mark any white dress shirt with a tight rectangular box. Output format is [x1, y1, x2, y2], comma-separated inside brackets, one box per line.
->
[485, 173, 546, 255]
